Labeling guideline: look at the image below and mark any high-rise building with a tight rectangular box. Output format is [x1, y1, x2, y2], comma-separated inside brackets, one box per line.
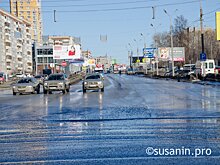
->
[10, 0, 43, 44]
[0, 9, 33, 75]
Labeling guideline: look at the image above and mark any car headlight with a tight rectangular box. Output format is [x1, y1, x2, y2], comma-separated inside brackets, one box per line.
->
[58, 82, 64, 85]
[44, 82, 48, 86]
[27, 86, 33, 88]
[13, 86, 16, 89]
[98, 81, 102, 84]
[84, 82, 88, 85]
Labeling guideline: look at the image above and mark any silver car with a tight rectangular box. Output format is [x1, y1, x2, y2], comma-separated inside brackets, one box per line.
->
[82, 73, 104, 93]
[43, 73, 70, 94]
[12, 77, 40, 95]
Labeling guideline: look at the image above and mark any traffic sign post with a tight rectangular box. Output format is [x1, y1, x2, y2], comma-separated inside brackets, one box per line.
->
[200, 52, 206, 61]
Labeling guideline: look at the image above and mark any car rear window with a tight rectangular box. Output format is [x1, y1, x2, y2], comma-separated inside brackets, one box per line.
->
[86, 75, 100, 80]
[48, 75, 64, 80]
[18, 79, 32, 83]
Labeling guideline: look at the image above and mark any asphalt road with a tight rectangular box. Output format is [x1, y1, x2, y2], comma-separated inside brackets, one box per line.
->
[0, 74, 220, 164]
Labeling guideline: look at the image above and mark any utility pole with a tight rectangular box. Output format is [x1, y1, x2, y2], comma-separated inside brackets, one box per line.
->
[200, 0, 204, 53]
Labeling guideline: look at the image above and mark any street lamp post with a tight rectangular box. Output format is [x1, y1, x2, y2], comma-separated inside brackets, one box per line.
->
[140, 33, 147, 74]
[133, 39, 139, 69]
[164, 9, 174, 77]
[150, 24, 159, 76]
[128, 43, 133, 69]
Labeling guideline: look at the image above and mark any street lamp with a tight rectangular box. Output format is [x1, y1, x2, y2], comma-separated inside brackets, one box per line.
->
[140, 33, 148, 74]
[150, 23, 160, 76]
[164, 9, 174, 77]
[128, 43, 133, 68]
[133, 39, 139, 68]
[140, 33, 146, 48]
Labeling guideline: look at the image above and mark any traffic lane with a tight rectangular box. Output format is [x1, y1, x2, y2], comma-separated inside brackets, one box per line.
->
[108, 74, 220, 111]
[0, 118, 219, 164]
[0, 74, 220, 164]
[1, 74, 220, 119]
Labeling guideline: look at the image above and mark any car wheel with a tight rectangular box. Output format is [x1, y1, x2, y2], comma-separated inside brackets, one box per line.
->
[62, 90, 66, 94]
[101, 87, 104, 92]
[43, 89, 48, 94]
[13, 92, 16, 96]
[36, 85, 40, 94]
[66, 88, 70, 93]
[83, 88, 86, 93]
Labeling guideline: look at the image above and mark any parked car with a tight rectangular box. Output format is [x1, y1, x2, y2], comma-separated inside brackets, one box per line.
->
[0, 72, 5, 84]
[214, 66, 220, 75]
[43, 73, 70, 94]
[82, 73, 104, 93]
[127, 68, 135, 75]
[12, 77, 40, 95]
[34, 74, 48, 85]
[195, 59, 215, 77]
[15, 73, 26, 79]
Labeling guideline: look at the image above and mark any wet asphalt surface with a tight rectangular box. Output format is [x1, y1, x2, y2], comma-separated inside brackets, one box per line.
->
[0, 74, 220, 164]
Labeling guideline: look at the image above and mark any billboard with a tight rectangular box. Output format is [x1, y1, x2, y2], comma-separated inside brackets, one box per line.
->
[216, 12, 220, 40]
[132, 57, 148, 63]
[158, 47, 185, 62]
[143, 48, 156, 58]
[53, 44, 81, 59]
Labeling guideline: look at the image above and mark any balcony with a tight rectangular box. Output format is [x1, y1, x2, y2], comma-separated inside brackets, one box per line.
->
[17, 54, 23, 59]
[6, 65, 11, 69]
[5, 46, 11, 50]
[17, 38, 23, 41]
[4, 26, 10, 31]
[17, 67, 23, 71]
[6, 52, 12, 56]
[17, 42, 23, 47]
[17, 60, 23, 64]
[6, 58, 12, 62]
[5, 39, 11, 43]
[5, 33, 10, 36]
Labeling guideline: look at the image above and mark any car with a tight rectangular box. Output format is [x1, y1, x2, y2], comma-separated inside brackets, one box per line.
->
[15, 73, 26, 78]
[34, 74, 48, 85]
[12, 77, 40, 95]
[43, 73, 70, 94]
[127, 68, 135, 75]
[0, 76, 5, 84]
[0, 73, 5, 84]
[82, 73, 104, 93]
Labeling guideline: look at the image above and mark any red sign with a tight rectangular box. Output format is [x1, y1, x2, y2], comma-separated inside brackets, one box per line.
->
[61, 61, 67, 67]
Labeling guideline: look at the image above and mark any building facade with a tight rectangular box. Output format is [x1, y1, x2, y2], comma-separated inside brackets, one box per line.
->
[35, 36, 82, 74]
[10, 0, 43, 44]
[95, 55, 112, 71]
[0, 9, 33, 75]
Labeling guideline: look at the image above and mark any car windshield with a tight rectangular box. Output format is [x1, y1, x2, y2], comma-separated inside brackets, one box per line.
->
[34, 75, 42, 78]
[18, 79, 32, 83]
[48, 75, 64, 80]
[86, 75, 100, 80]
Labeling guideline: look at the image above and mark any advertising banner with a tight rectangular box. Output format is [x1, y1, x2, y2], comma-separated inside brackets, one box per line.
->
[216, 12, 220, 40]
[53, 44, 81, 59]
[143, 48, 156, 58]
[158, 47, 185, 62]
[158, 47, 170, 60]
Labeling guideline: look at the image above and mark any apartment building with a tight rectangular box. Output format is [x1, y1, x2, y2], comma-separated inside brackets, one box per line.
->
[10, 0, 43, 44]
[34, 36, 81, 74]
[0, 9, 33, 75]
[95, 55, 112, 71]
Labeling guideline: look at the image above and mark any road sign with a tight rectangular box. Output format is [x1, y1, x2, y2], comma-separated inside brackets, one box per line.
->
[143, 48, 155, 58]
[200, 53, 206, 61]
